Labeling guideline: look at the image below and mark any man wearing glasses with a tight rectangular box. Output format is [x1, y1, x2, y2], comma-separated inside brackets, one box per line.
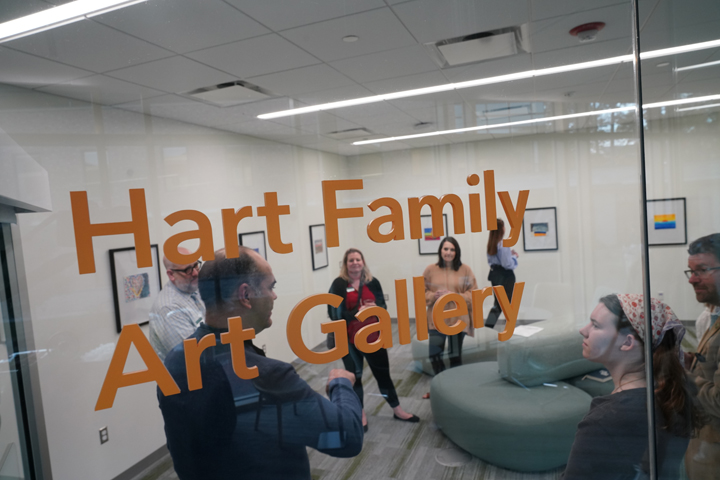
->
[685, 233, 720, 478]
[149, 247, 206, 361]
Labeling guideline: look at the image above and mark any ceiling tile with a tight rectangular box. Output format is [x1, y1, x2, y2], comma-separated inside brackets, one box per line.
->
[186, 34, 321, 79]
[531, 36, 630, 68]
[0, 47, 92, 88]
[268, 112, 361, 135]
[333, 102, 420, 130]
[280, 8, 416, 62]
[363, 71, 450, 94]
[107, 56, 237, 94]
[115, 95, 300, 127]
[293, 84, 374, 105]
[329, 44, 438, 84]
[249, 64, 357, 97]
[225, 0, 385, 31]
[528, 3, 633, 54]
[36, 75, 165, 105]
[94, 0, 269, 54]
[530, 0, 626, 22]
[5, 20, 173, 73]
[392, 0, 530, 44]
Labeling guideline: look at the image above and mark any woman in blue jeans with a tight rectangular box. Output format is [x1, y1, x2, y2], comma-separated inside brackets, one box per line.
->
[328, 248, 419, 431]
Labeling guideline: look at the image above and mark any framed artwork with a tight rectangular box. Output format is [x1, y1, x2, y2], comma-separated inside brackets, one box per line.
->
[647, 198, 687, 246]
[309, 224, 329, 270]
[418, 214, 449, 255]
[109, 245, 162, 333]
[522, 207, 558, 251]
[239, 231, 267, 259]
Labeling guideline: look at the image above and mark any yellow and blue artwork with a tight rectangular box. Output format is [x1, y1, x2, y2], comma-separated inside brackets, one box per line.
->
[654, 214, 676, 230]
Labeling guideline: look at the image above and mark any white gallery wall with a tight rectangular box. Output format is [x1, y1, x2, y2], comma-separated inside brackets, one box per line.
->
[0, 84, 349, 480]
[0, 79, 718, 480]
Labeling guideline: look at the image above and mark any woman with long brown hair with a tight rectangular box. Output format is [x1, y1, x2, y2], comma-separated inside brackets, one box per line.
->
[563, 294, 705, 479]
[486, 218, 519, 327]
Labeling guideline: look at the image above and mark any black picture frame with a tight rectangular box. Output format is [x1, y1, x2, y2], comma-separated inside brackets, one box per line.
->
[309, 224, 329, 270]
[418, 214, 449, 255]
[646, 197, 687, 246]
[109, 245, 162, 333]
[238, 231, 267, 259]
[522, 207, 559, 252]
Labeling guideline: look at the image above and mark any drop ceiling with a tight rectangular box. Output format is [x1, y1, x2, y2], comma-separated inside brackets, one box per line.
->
[0, 0, 718, 156]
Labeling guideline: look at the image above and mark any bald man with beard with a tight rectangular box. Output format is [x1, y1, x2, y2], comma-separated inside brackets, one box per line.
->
[149, 247, 206, 360]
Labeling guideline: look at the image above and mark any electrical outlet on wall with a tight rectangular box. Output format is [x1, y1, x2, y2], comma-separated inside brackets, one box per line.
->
[99, 426, 109, 444]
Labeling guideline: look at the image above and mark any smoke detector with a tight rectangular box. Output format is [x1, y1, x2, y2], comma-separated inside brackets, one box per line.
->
[569, 22, 605, 43]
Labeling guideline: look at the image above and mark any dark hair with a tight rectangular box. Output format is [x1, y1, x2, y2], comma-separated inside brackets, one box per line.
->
[437, 237, 462, 271]
[198, 248, 263, 313]
[688, 233, 720, 262]
[599, 294, 706, 437]
[486, 219, 505, 256]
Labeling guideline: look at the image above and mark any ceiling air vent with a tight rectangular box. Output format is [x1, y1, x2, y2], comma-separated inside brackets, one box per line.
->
[427, 26, 527, 68]
[325, 128, 374, 140]
[185, 81, 272, 107]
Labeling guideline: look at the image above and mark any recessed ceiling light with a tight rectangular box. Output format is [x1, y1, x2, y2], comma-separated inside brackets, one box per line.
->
[343, 35, 359, 43]
[0, 0, 146, 44]
[656, 62, 670, 68]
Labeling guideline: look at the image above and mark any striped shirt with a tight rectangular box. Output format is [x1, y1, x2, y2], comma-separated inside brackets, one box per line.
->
[149, 281, 206, 361]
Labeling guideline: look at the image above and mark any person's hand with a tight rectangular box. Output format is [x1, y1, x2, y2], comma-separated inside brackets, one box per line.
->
[511, 249, 519, 257]
[358, 301, 376, 312]
[684, 351, 695, 370]
[434, 289, 449, 300]
[327, 369, 356, 394]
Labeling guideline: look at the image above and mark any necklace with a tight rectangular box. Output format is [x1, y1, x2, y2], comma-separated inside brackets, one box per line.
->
[612, 376, 646, 394]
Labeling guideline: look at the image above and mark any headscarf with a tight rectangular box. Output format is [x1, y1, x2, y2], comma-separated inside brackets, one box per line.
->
[616, 293, 685, 350]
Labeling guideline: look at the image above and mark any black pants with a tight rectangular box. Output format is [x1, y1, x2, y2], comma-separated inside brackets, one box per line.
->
[486, 266, 516, 328]
[428, 330, 466, 375]
[341, 342, 399, 408]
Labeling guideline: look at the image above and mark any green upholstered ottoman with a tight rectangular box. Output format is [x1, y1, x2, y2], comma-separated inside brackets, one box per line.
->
[431, 362, 592, 472]
[497, 324, 602, 387]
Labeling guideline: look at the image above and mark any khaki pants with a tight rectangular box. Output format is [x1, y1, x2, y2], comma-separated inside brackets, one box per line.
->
[686, 438, 720, 479]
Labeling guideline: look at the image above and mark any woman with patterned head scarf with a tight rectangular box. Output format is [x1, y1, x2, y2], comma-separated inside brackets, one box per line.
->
[563, 294, 705, 479]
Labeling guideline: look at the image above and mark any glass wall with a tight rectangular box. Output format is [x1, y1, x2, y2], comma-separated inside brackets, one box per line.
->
[0, 0, 717, 478]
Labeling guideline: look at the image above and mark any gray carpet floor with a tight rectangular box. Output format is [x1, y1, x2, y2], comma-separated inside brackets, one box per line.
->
[137, 320, 701, 480]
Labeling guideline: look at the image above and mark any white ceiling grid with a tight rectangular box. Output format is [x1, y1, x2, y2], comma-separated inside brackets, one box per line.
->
[0, 0, 717, 155]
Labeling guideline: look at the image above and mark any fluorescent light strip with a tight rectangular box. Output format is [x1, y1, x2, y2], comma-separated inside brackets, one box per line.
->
[259, 38, 720, 120]
[676, 102, 720, 112]
[352, 107, 636, 145]
[0, 0, 146, 44]
[676, 59, 720, 72]
[352, 94, 720, 145]
[643, 94, 720, 109]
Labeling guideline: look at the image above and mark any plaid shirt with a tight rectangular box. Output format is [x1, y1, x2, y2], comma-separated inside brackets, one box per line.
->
[149, 281, 206, 361]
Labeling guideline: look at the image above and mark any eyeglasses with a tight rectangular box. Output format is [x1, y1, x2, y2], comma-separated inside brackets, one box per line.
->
[171, 261, 202, 276]
[684, 266, 720, 279]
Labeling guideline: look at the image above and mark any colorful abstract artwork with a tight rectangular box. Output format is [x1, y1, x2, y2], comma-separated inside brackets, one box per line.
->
[647, 198, 686, 246]
[123, 273, 150, 302]
[653, 214, 676, 230]
[522, 208, 558, 251]
[423, 227, 440, 241]
[309, 224, 328, 270]
[531, 223, 548, 237]
[109, 245, 161, 333]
